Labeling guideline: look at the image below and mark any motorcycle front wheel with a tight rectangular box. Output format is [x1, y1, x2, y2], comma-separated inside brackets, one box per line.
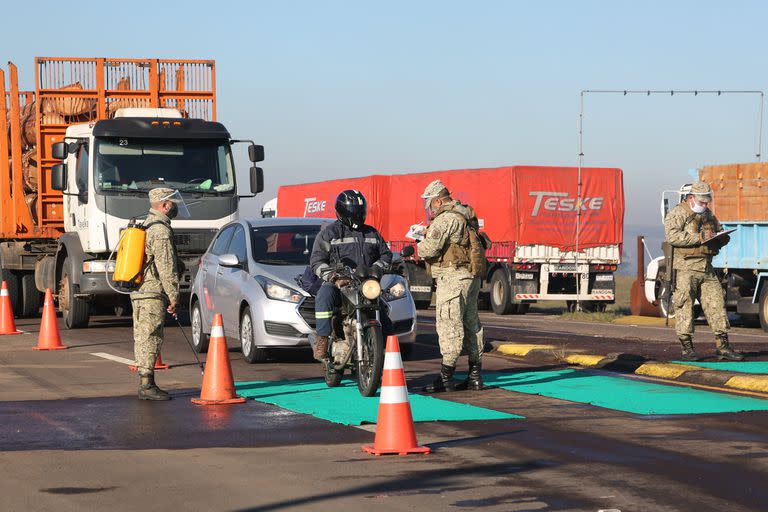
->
[357, 324, 385, 397]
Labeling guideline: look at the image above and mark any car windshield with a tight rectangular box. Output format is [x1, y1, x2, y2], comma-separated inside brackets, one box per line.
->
[250, 225, 321, 266]
[94, 138, 235, 193]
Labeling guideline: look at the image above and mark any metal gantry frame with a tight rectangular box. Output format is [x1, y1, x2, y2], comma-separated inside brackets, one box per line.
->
[575, 89, 765, 309]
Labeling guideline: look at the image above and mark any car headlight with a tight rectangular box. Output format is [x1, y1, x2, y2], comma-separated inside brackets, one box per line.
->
[83, 260, 116, 273]
[256, 277, 303, 303]
[361, 279, 381, 300]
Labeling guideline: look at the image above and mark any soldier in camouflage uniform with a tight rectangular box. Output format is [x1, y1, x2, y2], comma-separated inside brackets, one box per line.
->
[416, 180, 485, 392]
[663, 181, 743, 361]
[131, 187, 189, 400]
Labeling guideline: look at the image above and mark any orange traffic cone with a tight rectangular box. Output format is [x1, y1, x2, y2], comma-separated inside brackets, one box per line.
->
[362, 335, 430, 456]
[129, 351, 170, 372]
[33, 288, 67, 350]
[0, 280, 22, 335]
[191, 313, 246, 405]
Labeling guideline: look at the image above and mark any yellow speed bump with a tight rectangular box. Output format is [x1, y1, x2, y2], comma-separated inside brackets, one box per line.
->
[497, 344, 555, 357]
[635, 362, 704, 379]
[725, 375, 768, 394]
[612, 315, 675, 327]
[564, 354, 606, 367]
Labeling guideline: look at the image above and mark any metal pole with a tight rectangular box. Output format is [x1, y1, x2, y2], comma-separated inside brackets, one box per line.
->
[577, 88, 765, 312]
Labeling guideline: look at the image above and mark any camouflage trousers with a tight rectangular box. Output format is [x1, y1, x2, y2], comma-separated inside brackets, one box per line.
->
[434, 272, 483, 367]
[673, 269, 729, 343]
[131, 297, 166, 375]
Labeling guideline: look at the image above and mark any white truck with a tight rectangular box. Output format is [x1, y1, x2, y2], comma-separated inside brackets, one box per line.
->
[1, 57, 264, 328]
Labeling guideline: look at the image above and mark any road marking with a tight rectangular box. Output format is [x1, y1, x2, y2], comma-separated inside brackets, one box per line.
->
[91, 352, 135, 366]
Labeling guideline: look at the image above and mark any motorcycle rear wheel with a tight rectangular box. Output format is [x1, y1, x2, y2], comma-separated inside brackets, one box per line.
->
[357, 325, 385, 397]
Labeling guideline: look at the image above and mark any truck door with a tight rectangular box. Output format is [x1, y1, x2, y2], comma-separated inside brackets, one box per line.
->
[216, 224, 249, 334]
[200, 225, 236, 328]
[69, 144, 91, 248]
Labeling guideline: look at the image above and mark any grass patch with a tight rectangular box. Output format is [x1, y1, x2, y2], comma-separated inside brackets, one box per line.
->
[560, 311, 623, 323]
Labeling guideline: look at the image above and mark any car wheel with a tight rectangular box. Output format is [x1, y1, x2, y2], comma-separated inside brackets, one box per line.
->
[240, 306, 268, 363]
[191, 300, 209, 353]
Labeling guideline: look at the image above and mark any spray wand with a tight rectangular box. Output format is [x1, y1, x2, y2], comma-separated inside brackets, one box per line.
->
[173, 313, 205, 375]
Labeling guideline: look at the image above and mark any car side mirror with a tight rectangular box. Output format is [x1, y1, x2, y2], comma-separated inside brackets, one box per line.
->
[250, 166, 264, 194]
[51, 142, 67, 160]
[51, 164, 67, 191]
[248, 144, 265, 163]
[400, 245, 415, 258]
[218, 253, 241, 268]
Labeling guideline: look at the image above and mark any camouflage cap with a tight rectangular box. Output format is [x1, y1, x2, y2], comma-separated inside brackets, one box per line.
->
[148, 187, 181, 204]
[420, 179, 449, 199]
[690, 181, 713, 201]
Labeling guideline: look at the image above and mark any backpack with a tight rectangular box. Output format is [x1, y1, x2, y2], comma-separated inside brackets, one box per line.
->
[443, 204, 492, 279]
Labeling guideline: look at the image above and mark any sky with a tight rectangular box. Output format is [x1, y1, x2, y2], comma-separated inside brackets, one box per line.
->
[2, 0, 766, 239]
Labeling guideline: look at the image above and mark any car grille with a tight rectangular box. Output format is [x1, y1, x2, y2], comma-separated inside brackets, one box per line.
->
[173, 229, 218, 255]
[391, 319, 413, 334]
[298, 297, 316, 329]
[264, 321, 305, 338]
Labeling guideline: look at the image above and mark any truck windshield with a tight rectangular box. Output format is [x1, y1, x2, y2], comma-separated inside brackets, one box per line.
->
[250, 225, 322, 266]
[94, 138, 235, 193]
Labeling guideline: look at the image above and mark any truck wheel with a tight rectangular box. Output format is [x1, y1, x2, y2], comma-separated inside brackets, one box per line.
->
[759, 286, 768, 333]
[59, 258, 90, 329]
[0, 269, 21, 316]
[490, 270, 515, 315]
[20, 272, 42, 317]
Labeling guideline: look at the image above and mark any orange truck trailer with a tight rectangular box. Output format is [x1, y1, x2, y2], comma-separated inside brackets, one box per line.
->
[1, 57, 265, 328]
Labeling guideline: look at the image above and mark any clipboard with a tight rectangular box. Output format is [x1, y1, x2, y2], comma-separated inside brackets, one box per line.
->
[702, 228, 736, 244]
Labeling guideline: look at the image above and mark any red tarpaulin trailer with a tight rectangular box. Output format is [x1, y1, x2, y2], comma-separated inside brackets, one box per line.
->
[276, 166, 624, 314]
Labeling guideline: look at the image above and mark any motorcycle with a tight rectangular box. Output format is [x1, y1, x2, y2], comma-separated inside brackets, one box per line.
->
[315, 246, 414, 397]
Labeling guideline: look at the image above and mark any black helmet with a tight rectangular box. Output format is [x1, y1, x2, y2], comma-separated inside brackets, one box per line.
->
[335, 190, 367, 229]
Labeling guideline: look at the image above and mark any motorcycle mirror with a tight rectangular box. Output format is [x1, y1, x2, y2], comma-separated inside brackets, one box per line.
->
[355, 266, 369, 279]
[400, 245, 415, 258]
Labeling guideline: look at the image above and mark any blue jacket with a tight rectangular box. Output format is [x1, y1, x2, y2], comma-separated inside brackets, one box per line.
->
[310, 220, 392, 281]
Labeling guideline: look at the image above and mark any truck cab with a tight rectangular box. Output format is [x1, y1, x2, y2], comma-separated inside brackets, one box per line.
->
[47, 108, 264, 327]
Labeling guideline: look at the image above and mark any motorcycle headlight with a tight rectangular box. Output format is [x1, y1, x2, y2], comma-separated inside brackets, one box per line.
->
[361, 279, 381, 300]
[257, 277, 303, 303]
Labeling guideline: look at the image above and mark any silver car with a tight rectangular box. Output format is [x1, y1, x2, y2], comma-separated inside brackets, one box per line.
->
[189, 218, 417, 362]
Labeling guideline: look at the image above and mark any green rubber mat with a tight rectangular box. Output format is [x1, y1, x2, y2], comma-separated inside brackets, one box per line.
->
[235, 379, 521, 426]
[474, 370, 768, 415]
[672, 361, 768, 374]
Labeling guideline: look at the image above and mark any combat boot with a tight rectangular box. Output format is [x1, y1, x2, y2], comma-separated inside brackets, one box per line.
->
[423, 364, 457, 393]
[716, 334, 744, 361]
[456, 361, 485, 391]
[313, 335, 330, 362]
[679, 336, 698, 361]
[138, 373, 171, 401]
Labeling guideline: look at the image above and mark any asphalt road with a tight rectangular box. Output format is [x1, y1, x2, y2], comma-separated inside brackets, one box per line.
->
[1, 311, 768, 511]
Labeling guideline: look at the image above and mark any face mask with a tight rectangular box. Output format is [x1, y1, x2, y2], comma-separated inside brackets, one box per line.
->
[167, 204, 179, 219]
[691, 203, 706, 214]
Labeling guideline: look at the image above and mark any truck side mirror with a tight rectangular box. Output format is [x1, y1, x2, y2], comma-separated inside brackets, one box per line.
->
[250, 166, 264, 194]
[248, 144, 265, 163]
[51, 164, 67, 191]
[51, 142, 67, 160]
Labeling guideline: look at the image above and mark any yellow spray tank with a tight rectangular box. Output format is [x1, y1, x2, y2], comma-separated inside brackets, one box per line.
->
[113, 220, 147, 285]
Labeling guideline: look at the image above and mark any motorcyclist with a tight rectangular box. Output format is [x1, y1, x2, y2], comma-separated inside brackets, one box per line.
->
[310, 190, 393, 361]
